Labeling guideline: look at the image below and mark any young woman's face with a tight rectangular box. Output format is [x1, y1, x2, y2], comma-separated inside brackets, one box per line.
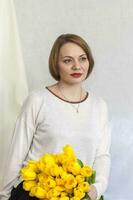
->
[58, 42, 89, 85]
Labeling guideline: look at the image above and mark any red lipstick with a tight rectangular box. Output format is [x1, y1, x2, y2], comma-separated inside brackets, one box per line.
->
[70, 73, 82, 78]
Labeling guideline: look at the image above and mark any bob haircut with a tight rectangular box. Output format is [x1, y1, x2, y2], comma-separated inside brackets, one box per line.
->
[49, 33, 94, 81]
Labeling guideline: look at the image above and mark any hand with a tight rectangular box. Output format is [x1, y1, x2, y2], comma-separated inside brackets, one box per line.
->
[88, 185, 97, 200]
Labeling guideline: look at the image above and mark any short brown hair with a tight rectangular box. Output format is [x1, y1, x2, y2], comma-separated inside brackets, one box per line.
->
[49, 33, 94, 81]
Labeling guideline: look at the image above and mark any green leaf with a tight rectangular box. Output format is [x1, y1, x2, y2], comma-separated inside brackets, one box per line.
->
[77, 159, 84, 167]
[91, 170, 96, 184]
[99, 195, 104, 200]
[85, 170, 96, 184]
[82, 194, 104, 200]
[82, 193, 91, 200]
[85, 176, 92, 184]
[82, 197, 91, 200]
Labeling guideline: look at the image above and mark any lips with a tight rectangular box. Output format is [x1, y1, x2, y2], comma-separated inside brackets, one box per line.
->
[70, 73, 82, 78]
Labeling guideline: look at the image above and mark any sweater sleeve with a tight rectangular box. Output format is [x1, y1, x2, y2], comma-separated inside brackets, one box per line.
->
[93, 99, 111, 199]
[0, 92, 42, 200]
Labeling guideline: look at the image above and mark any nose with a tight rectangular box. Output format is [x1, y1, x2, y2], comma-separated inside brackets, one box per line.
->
[72, 60, 81, 70]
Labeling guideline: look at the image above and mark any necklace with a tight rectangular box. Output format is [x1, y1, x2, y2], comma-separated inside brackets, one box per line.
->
[57, 84, 82, 113]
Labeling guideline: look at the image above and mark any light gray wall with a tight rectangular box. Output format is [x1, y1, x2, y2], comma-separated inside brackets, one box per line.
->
[14, 1, 133, 199]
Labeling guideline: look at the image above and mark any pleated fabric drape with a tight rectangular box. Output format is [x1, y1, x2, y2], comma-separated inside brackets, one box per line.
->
[0, 0, 28, 186]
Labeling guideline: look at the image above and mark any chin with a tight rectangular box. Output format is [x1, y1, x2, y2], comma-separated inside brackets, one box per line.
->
[66, 79, 83, 85]
[61, 76, 85, 85]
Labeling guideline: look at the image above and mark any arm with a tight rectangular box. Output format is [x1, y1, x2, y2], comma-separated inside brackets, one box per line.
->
[91, 99, 111, 200]
[0, 93, 41, 200]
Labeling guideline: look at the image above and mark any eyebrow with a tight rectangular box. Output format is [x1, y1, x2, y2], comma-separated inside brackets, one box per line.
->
[79, 54, 87, 57]
[61, 54, 87, 59]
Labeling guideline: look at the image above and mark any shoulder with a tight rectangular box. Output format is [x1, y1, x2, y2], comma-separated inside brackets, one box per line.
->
[21, 87, 48, 112]
[90, 92, 109, 121]
[90, 92, 108, 109]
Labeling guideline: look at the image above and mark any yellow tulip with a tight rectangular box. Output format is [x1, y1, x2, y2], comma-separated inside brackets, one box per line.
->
[37, 159, 46, 172]
[42, 153, 55, 165]
[65, 188, 73, 194]
[80, 166, 92, 177]
[56, 177, 64, 186]
[78, 182, 90, 192]
[63, 144, 75, 157]
[60, 171, 69, 180]
[71, 197, 80, 200]
[60, 197, 69, 200]
[52, 188, 61, 197]
[47, 189, 53, 199]
[54, 153, 63, 165]
[29, 186, 36, 197]
[38, 173, 48, 183]
[74, 188, 85, 199]
[43, 165, 51, 175]
[65, 175, 77, 189]
[57, 153, 68, 165]
[47, 188, 60, 198]
[21, 168, 36, 180]
[75, 175, 85, 184]
[29, 186, 47, 199]
[50, 164, 60, 177]
[20, 145, 95, 200]
[51, 198, 59, 200]
[46, 177, 56, 188]
[54, 186, 65, 192]
[27, 160, 39, 172]
[61, 192, 67, 197]
[67, 162, 81, 175]
[23, 180, 36, 191]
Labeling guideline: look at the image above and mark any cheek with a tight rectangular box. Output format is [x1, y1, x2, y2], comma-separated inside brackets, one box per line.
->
[85, 62, 89, 71]
[82, 64, 89, 72]
[59, 65, 69, 76]
[58, 63, 65, 73]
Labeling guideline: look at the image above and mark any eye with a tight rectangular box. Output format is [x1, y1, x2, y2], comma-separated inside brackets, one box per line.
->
[80, 57, 87, 62]
[63, 59, 72, 64]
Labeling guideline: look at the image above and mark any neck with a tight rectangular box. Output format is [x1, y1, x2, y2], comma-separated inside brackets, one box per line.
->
[57, 81, 82, 101]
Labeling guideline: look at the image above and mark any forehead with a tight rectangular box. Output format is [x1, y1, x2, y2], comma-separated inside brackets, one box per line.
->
[59, 42, 86, 57]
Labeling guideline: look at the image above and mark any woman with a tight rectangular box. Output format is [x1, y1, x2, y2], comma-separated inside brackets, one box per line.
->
[0, 34, 111, 200]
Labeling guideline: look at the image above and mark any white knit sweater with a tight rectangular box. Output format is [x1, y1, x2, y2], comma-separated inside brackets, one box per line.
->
[0, 87, 111, 200]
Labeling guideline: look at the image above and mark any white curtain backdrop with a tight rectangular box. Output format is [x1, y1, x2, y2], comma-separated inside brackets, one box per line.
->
[0, 0, 133, 199]
[0, 0, 28, 185]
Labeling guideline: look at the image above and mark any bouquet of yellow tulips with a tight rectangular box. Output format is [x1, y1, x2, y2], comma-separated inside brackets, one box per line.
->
[20, 145, 104, 200]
